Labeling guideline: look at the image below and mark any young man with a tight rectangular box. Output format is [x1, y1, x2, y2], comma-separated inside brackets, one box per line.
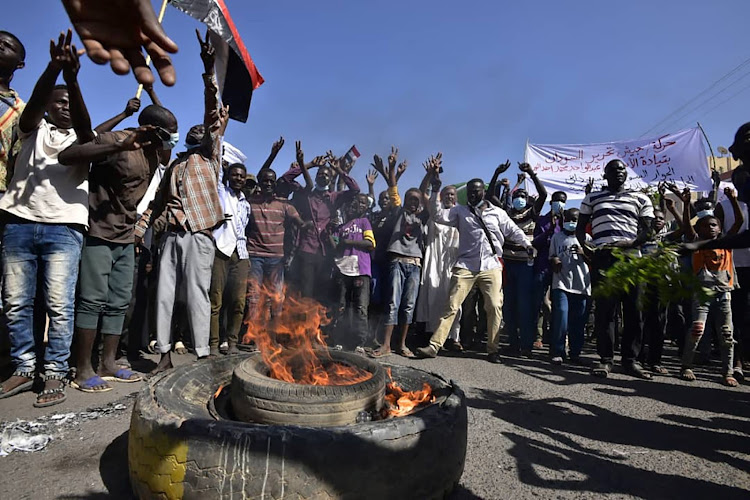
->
[135, 31, 227, 374]
[0, 31, 94, 407]
[209, 163, 252, 356]
[417, 174, 536, 363]
[0, 30, 26, 195]
[287, 141, 360, 304]
[243, 168, 308, 344]
[59, 102, 178, 392]
[577, 159, 654, 379]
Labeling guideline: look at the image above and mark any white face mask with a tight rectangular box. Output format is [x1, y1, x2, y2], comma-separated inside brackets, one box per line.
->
[162, 132, 179, 150]
[551, 201, 565, 214]
[512, 197, 527, 210]
[696, 209, 714, 219]
[564, 221, 577, 232]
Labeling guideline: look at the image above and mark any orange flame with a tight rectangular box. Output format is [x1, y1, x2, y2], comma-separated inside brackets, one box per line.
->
[214, 384, 224, 399]
[384, 368, 435, 417]
[242, 284, 372, 386]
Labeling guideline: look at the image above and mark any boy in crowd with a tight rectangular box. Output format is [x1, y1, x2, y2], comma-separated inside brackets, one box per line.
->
[330, 193, 376, 351]
[680, 187, 743, 387]
[548, 208, 591, 365]
[209, 163, 251, 356]
[0, 31, 94, 407]
[0, 30, 26, 195]
[59, 99, 178, 392]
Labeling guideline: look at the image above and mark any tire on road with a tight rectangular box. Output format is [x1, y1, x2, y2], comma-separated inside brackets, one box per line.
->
[230, 350, 386, 426]
[129, 354, 468, 500]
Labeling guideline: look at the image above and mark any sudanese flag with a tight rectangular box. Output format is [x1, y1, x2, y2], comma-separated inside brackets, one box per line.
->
[169, 0, 264, 122]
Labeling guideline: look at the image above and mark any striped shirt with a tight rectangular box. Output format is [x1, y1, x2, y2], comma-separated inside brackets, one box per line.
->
[0, 90, 25, 191]
[246, 196, 300, 258]
[580, 189, 654, 246]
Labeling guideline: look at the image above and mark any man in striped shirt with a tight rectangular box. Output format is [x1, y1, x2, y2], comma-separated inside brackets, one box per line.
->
[577, 159, 654, 379]
[243, 168, 309, 341]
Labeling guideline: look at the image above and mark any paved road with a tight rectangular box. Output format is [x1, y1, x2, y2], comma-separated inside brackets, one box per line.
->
[1, 344, 749, 499]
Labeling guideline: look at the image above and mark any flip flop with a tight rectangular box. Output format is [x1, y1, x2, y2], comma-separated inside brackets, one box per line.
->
[71, 375, 113, 393]
[101, 368, 142, 383]
[397, 347, 416, 359]
[33, 385, 67, 408]
[0, 379, 33, 399]
[367, 348, 392, 358]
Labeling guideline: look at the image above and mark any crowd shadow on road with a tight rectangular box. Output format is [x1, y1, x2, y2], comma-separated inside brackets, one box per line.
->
[467, 385, 750, 499]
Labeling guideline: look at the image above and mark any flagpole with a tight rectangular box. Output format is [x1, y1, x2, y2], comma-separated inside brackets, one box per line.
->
[135, 0, 170, 99]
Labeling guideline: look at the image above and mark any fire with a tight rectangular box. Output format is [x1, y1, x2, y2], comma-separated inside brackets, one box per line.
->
[384, 368, 435, 417]
[214, 385, 224, 399]
[242, 284, 372, 386]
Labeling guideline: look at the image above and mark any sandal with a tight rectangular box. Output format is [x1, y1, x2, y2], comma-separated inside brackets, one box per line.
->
[33, 383, 67, 408]
[71, 375, 113, 393]
[101, 368, 142, 383]
[174, 341, 188, 355]
[723, 375, 739, 387]
[367, 347, 392, 358]
[0, 374, 34, 399]
[680, 368, 696, 382]
[649, 365, 669, 375]
[396, 347, 416, 359]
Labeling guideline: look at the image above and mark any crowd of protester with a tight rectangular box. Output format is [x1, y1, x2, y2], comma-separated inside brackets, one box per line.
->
[1, 25, 750, 411]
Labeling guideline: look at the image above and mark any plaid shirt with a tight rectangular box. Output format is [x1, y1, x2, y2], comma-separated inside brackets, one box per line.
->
[135, 74, 223, 238]
[0, 90, 26, 191]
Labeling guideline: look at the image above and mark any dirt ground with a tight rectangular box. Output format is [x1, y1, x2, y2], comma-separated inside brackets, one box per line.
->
[1, 344, 749, 499]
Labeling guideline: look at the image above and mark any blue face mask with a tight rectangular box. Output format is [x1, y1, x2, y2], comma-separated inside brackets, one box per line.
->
[697, 209, 714, 219]
[564, 221, 577, 232]
[512, 197, 527, 210]
[162, 132, 179, 150]
[551, 201, 565, 214]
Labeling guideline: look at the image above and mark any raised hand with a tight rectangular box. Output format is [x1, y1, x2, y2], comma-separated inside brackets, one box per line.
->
[366, 169, 378, 186]
[271, 136, 285, 154]
[500, 178, 510, 188]
[496, 160, 511, 174]
[50, 30, 83, 82]
[196, 29, 215, 73]
[310, 155, 327, 167]
[665, 197, 675, 211]
[680, 187, 691, 203]
[396, 160, 408, 178]
[518, 162, 533, 174]
[295, 140, 305, 168]
[712, 169, 721, 186]
[61, 0, 179, 86]
[725, 186, 737, 200]
[388, 146, 399, 170]
[516, 172, 527, 184]
[371, 155, 386, 176]
[118, 125, 155, 151]
[585, 177, 595, 195]
[124, 97, 141, 116]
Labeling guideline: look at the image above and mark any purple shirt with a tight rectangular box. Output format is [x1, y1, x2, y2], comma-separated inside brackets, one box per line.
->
[336, 217, 374, 277]
[532, 211, 562, 274]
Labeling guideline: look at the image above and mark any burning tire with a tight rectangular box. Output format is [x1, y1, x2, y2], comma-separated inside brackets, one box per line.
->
[230, 350, 386, 426]
[129, 354, 467, 500]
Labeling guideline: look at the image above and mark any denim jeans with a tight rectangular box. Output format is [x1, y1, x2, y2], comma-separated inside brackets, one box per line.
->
[245, 256, 285, 326]
[334, 274, 371, 348]
[683, 291, 735, 376]
[386, 259, 421, 326]
[550, 289, 589, 358]
[503, 260, 536, 350]
[2, 223, 83, 377]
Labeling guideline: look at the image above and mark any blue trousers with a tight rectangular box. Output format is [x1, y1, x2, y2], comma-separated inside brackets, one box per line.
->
[550, 289, 589, 358]
[503, 260, 535, 350]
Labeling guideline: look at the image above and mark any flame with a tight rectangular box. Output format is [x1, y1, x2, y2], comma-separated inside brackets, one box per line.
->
[242, 284, 372, 386]
[214, 384, 224, 399]
[383, 368, 435, 417]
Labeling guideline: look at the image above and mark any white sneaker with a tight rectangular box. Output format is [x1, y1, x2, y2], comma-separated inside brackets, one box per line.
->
[219, 341, 229, 354]
[551, 356, 563, 365]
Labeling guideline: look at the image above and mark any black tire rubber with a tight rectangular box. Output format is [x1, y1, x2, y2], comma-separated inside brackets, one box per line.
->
[230, 350, 385, 426]
[129, 354, 467, 500]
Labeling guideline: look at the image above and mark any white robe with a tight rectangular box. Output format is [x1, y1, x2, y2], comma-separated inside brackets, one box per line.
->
[416, 194, 461, 338]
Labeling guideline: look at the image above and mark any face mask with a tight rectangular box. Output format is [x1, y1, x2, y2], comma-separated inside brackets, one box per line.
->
[469, 198, 486, 209]
[564, 221, 577, 232]
[551, 201, 565, 214]
[697, 209, 714, 219]
[314, 183, 330, 192]
[512, 197, 527, 210]
[162, 132, 179, 150]
[185, 142, 201, 150]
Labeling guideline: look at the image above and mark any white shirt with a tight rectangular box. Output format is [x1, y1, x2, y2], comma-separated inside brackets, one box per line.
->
[550, 231, 592, 295]
[0, 119, 88, 226]
[435, 202, 531, 272]
[137, 163, 167, 248]
[719, 198, 750, 268]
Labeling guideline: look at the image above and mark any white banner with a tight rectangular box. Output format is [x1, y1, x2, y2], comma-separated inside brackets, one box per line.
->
[524, 128, 711, 200]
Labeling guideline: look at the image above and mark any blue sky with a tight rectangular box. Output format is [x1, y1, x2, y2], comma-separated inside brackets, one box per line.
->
[7, 1, 750, 193]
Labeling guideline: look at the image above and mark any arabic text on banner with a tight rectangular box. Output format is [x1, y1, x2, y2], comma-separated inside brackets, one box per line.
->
[524, 128, 711, 200]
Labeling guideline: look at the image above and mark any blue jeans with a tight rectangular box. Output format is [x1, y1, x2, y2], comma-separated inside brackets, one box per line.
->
[503, 260, 535, 350]
[2, 223, 83, 377]
[550, 289, 589, 358]
[386, 259, 421, 326]
[246, 256, 285, 322]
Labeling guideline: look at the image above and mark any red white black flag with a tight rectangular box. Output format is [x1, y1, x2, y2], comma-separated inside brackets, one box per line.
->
[169, 0, 264, 122]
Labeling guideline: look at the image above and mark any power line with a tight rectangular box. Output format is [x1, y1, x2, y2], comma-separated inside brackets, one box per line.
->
[641, 56, 750, 137]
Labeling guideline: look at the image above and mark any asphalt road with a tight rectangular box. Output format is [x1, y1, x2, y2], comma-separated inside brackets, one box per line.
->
[1, 343, 748, 500]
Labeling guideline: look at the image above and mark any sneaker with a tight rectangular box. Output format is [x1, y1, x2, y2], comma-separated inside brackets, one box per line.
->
[219, 341, 229, 354]
[487, 352, 502, 364]
[354, 346, 367, 355]
[416, 345, 439, 358]
[551, 356, 563, 365]
[733, 367, 745, 382]
[592, 361, 612, 378]
[623, 361, 653, 380]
